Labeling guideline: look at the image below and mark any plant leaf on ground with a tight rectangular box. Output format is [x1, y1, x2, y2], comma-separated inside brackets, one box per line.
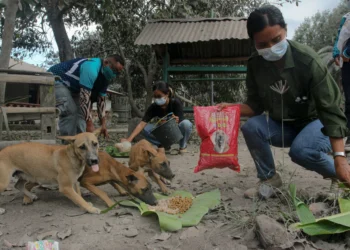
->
[119, 189, 221, 232]
[290, 183, 350, 236]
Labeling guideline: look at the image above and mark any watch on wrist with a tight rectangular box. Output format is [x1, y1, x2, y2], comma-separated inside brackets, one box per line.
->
[333, 152, 346, 158]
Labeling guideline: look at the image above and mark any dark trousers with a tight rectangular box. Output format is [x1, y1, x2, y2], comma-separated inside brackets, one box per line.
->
[342, 62, 350, 129]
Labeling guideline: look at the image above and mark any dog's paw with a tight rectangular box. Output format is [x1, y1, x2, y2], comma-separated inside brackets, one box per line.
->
[159, 189, 171, 195]
[88, 206, 101, 214]
[23, 197, 34, 205]
[118, 191, 128, 196]
[31, 194, 38, 201]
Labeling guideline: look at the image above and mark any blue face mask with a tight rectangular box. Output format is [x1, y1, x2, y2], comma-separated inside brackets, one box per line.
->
[256, 39, 289, 62]
[102, 66, 117, 81]
[154, 97, 167, 106]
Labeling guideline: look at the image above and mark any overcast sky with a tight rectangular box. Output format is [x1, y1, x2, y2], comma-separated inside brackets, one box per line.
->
[280, 0, 342, 38]
[24, 0, 343, 66]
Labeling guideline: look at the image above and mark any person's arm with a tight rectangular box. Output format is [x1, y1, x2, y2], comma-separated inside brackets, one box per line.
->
[79, 59, 100, 132]
[97, 95, 109, 138]
[172, 99, 184, 123]
[122, 121, 148, 142]
[121, 105, 154, 142]
[80, 88, 94, 132]
[217, 61, 263, 117]
[309, 58, 350, 184]
[333, 16, 346, 65]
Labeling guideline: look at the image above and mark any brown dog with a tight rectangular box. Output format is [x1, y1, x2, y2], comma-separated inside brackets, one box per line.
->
[79, 151, 157, 207]
[0, 132, 101, 214]
[129, 139, 174, 194]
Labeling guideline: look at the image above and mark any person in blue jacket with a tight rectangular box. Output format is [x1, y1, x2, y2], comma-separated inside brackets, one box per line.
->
[48, 55, 124, 138]
[333, 2, 350, 150]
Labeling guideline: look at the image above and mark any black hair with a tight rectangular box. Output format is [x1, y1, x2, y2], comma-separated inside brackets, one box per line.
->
[247, 5, 287, 40]
[152, 81, 173, 98]
[107, 54, 125, 66]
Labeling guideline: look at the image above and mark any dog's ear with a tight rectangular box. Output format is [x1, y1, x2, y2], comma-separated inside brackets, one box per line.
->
[141, 145, 157, 158]
[126, 174, 139, 185]
[57, 135, 76, 144]
[92, 128, 101, 137]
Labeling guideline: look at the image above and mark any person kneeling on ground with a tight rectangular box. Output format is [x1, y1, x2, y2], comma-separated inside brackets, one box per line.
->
[218, 5, 350, 199]
[121, 81, 192, 154]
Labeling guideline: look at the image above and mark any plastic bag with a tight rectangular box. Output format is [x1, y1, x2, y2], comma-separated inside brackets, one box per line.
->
[194, 105, 240, 173]
[27, 240, 59, 250]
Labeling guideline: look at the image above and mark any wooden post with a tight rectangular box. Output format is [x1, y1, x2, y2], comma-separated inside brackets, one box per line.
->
[162, 45, 169, 83]
[40, 83, 56, 140]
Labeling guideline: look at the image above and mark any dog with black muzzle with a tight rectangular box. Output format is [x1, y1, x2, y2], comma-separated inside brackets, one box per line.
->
[129, 140, 174, 194]
[0, 132, 101, 214]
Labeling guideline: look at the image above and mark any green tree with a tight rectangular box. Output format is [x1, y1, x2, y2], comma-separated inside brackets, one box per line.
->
[293, 0, 348, 52]
[0, 0, 116, 62]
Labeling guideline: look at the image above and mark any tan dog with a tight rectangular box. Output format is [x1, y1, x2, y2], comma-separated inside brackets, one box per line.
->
[129, 139, 174, 194]
[0, 132, 101, 214]
[79, 151, 157, 207]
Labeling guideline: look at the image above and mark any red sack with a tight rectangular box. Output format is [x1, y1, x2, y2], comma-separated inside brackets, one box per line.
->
[193, 105, 240, 173]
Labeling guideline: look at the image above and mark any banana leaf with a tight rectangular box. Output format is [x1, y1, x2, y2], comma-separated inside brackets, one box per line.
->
[119, 189, 221, 232]
[105, 146, 129, 158]
[339, 198, 350, 213]
[290, 184, 350, 236]
[289, 184, 316, 224]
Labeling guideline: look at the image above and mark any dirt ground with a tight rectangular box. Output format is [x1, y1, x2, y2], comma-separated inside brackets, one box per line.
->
[0, 131, 346, 250]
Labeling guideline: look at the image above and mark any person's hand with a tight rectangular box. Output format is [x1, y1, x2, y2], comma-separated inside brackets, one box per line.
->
[100, 126, 109, 140]
[173, 115, 179, 123]
[343, 55, 350, 63]
[86, 119, 95, 132]
[335, 56, 340, 66]
[335, 156, 350, 187]
[121, 138, 132, 143]
[217, 103, 232, 111]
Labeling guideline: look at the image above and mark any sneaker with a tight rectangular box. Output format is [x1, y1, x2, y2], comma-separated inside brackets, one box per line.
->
[244, 172, 283, 199]
[158, 147, 171, 154]
[179, 147, 188, 155]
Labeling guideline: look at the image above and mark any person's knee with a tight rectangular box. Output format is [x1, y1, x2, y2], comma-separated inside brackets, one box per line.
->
[142, 124, 153, 135]
[241, 117, 264, 138]
[289, 145, 318, 165]
[179, 119, 192, 130]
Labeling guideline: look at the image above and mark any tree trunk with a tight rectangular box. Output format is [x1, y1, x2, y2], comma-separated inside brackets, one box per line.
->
[146, 52, 157, 108]
[125, 64, 143, 118]
[0, 0, 19, 92]
[137, 52, 158, 109]
[113, 40, 143, 118]
[0, 0, 19, 140]
[43, 0, 74, 62]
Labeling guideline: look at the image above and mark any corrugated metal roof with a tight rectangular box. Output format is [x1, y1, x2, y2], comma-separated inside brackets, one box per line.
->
[135, 18, 249, 46]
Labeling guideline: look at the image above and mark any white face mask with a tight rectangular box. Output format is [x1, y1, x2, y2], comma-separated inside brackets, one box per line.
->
[256, 39, 289, 62]
[154, 97, 167, 106]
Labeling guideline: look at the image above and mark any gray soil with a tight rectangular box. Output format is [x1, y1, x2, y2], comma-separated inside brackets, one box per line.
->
[0, 129, 347, 250]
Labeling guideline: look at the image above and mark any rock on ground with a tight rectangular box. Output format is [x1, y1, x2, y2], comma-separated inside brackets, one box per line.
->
[255, 214, 294, 249]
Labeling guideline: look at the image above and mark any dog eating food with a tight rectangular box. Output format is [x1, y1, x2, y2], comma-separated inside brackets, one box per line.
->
[129, 140, 174, 194]
[148, 196, 193, 214]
